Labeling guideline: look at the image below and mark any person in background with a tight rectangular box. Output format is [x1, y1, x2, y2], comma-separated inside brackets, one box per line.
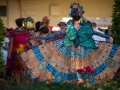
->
[39, 27, 49, 38]
[7, 17, 32, 82]
[1, 29, 10, 79]
[3, 27, 10, 38]
[57, 20, 66, 31]
[105, 25, 112, 35]
[92, 22, 107, 44]
[55, 20, 66, 40]
[28, 30, 40, 47]
[37, 26, 53, 43]
[3, 27, 13, 79]
[37, 16, 56, 42]
[35, 21, 41, 37]
[98, 27, 103, 32]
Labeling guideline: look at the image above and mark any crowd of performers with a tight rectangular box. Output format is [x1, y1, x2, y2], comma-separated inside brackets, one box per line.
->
[1, 16, 66, 81]
[1, 2, 120, 84]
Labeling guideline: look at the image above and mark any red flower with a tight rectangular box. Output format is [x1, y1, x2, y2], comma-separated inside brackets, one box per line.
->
[76, 69, 85, 74]
[84, 66, 94, 74]
[76, 66, 94, 75]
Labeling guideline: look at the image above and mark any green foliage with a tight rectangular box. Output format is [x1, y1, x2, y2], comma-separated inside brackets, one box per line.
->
[94, 78, 120, 90]
[111, 0, 120, 44]
[1, 78, 120, 90]
[0, 18, 5, 75]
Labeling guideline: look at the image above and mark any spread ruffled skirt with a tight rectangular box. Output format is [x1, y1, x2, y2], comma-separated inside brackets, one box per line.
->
[20, 39, 120, 84]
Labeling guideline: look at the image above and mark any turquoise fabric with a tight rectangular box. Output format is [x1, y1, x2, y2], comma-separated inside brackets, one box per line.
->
[64, 20, 96, 49]
[53, 39, 94, 58]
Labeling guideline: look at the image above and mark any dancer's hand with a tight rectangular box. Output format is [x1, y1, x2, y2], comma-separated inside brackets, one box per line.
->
[109, 37, 113, 43]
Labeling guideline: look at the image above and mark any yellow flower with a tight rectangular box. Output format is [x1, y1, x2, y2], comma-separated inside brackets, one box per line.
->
[16, 44, 25, 53]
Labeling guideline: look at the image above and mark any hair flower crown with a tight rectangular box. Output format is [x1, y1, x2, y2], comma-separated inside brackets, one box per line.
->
[69, 2, 85, 17]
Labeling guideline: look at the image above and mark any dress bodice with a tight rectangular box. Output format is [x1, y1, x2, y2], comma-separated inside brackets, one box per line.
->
[64, 20, 96, 49]
[12, 29, 28, 49]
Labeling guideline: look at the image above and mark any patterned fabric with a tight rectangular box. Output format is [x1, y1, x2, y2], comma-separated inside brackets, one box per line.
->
[54, 39, 94, 58]
[20, 41, 120, 84]
[20, 21, 120, 84]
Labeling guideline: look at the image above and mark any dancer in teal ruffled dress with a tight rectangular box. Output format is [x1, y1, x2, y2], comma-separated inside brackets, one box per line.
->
[20, 3, 120, 84]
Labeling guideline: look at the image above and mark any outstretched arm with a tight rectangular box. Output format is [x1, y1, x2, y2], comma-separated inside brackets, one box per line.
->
[44, 30, 65, 41]
[93, 31, 109, 39]
[93, 30, 113, 43]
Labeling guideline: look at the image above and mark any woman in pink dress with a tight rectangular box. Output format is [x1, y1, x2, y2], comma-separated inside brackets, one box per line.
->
[7, 17, 34, 79]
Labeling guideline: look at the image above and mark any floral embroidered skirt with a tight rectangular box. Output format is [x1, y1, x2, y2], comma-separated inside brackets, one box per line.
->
[20, 39, 120, 84]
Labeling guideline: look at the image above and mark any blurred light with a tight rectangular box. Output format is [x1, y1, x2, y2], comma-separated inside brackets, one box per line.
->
[96, 17, 100, 19]
[52, 26, 61, 32]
